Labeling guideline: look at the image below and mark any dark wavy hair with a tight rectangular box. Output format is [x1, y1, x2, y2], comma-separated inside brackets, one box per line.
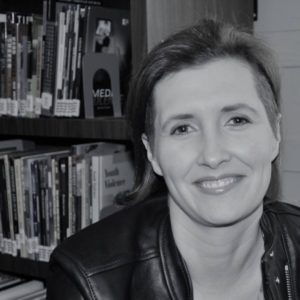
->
[126, 19, 281, 202]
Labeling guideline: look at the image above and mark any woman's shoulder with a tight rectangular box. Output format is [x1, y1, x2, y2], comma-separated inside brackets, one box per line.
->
[49, 194, 169, 274]
[264, 201, 300, 231]
[264, 200, 300, 217]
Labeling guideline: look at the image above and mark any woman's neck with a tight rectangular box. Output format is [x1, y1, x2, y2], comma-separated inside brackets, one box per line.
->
[169, 199, 264, 299]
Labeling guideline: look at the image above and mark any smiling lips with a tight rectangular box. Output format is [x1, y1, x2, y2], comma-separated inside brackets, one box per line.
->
[195, 175, 243, 195]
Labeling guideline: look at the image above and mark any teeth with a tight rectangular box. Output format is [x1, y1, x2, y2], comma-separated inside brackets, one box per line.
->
[200, 177, 235, 189]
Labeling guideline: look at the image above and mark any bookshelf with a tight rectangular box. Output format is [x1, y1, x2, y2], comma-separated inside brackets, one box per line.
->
[0, 0, 254, 283]
[0, 254, 48, 280]
[0, 117, 128, 141]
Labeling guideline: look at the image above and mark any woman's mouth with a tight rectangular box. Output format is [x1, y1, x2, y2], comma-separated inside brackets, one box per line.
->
[195, 175, 243, 195]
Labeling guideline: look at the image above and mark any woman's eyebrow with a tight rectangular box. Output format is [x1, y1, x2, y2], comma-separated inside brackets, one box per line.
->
[161, 113, 195, 129]
[221, 103, 259, 114]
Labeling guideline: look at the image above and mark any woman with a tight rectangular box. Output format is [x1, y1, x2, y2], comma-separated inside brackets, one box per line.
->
[47, 19, 300, 299]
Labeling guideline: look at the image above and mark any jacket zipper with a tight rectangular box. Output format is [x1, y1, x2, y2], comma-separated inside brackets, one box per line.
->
[284, 265, 293, 300]
[281, 225, 295, 300]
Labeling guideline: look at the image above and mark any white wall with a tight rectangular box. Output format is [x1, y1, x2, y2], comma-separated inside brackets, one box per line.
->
[254, 0, 300, 206]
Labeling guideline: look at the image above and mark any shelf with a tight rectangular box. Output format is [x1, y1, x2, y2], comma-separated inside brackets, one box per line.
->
[0, 254, 48, 280]
[0, 117, 129, 141]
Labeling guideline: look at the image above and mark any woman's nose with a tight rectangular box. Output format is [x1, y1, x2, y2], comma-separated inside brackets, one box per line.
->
[197, 131, 231, 169]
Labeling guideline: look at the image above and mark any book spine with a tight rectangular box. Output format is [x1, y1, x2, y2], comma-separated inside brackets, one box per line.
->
[20, 19, 29, 117]
[84, 156, 92, 228]
[9, 155, 20, 256]
[68, 155, 75, 236]
[15, 16, 22, 115]
[26, 18, 34, 117]
[72, 7, 86, 102]
[47, 157, 54, 247]
[40, 159, 50, 247]
[10, 15, 17, 111]
[4, 155, 17, 256]
[91, 156, 99, 223]
[63, 6, 74, 100]
[51, 156, 60, 246]
[72, 156, 81, 232]
[30, 160, 42, 259]
[14, 158, 27, 258]
[23, 158, 35, 259]
[6, 13, 15, 115]
[80, 158, 87, 229]
[0, 158, 11, 255]
[69, 5, 79, 100]
[27, 16, 44, 117]
[36, 17, 44, 116]
[58, 156, 69, 241]
[55, 10, 66, 102]
[41, 21, 57, 115]
[0, 20, 6, 107]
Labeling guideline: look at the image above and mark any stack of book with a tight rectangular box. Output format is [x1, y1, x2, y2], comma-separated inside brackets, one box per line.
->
[0, 271, 46, 299]
[0, 139, 135, 262]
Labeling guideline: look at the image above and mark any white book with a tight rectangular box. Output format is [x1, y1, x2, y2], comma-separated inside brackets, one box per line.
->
[0, 280, 44, 299]
[55, 11, 66, 101]
[91, 150, 134, 223]
[14, 157, 27, 258]
[18, 288, 46, 300]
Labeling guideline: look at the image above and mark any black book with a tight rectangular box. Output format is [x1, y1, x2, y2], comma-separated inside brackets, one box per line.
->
[0, 158, 10, 240]
[58, 156, 69, 242]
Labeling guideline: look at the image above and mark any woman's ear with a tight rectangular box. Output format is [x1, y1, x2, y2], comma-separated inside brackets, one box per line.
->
[272, 114, 282, 161]
[141, 133, 163, 176]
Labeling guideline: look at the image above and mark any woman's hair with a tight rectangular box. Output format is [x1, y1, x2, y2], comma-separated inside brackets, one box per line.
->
[126, 18, 281, 202]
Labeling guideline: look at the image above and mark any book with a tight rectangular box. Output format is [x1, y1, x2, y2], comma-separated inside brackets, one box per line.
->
[21, 149, 69, 259]
[41, 20, 57, 116]
[82, 53, 122, 118]
[0, 15, 7, 113]
[18, 288, 46, 300]
[11, 148, 65, 259]
[28, 14, 44, 117]
[91, 149, 134, 222]
[48, 150, 70, 251]
[0, 157, 11, 252]
[18, 16, 30, 117]
[0, 139, 35, 153]
[0, 271, 25, 291]
[0, 140, 36, 256]
[83, 5, 131, 116]
[0, 279, 44, 299]
[5, 12, 16, 116]
[58, 155, 69, 241]
[70, 141, 125, 229]
[53, 3, 81, 117]
[0, 154, 18, 256]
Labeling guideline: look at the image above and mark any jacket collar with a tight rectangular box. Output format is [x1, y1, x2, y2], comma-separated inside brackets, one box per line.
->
[260, 205, 295, 300]
[158, 206, 294, 300]
[158, 215, 192, 299]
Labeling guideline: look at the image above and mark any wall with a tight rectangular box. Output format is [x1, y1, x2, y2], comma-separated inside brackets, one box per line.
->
[131, 0, 253, 71]
[254, 0, 300, 206]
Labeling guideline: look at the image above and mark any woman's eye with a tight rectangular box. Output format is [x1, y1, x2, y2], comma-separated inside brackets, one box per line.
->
[171, 124, 193, 135]
[227, 117, 250, 126]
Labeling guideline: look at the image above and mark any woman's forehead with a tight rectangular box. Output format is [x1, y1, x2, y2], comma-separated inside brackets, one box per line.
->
[153, 58, 260, 111]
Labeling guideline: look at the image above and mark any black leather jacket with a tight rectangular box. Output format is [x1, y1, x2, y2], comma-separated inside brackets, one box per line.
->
[46, 196, 300, 299]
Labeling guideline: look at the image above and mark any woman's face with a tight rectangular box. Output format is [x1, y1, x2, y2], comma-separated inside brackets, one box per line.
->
[143, 58, 280, 226]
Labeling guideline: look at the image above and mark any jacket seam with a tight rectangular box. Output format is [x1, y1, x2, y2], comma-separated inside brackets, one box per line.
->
[87, 250, 159, 275]
[57, 247, 159, 275]
[159, 216, 179, 300]
[56, 248, 98, 300]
